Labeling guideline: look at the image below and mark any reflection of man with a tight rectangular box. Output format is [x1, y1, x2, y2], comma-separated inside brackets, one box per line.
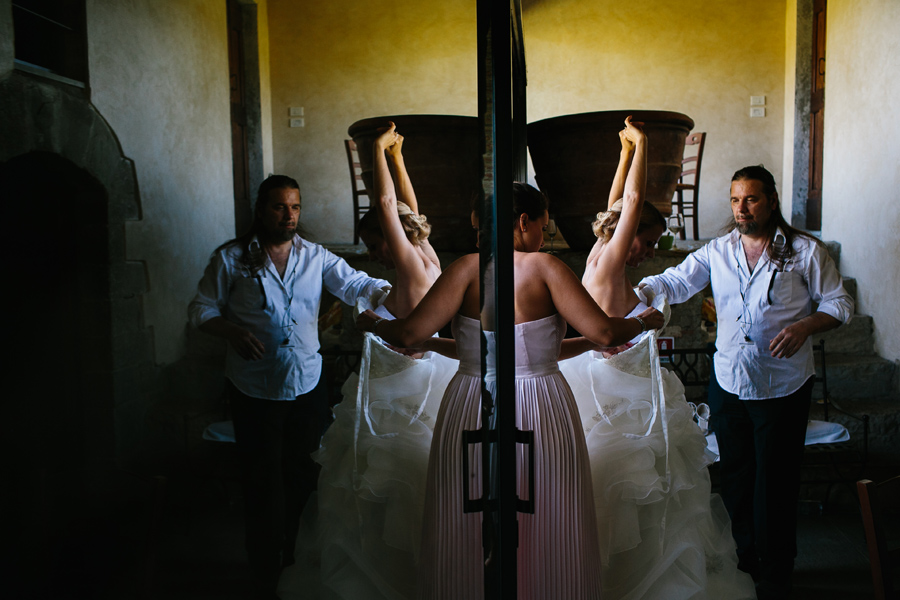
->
[640, 166, 853, 600]
[189, 175, 389, 599]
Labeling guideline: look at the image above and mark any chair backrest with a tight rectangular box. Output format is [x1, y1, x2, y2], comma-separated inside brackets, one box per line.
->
[344, 139, 367, 196]
[857, 476, 900, 600]
[680, 132, 707, 187]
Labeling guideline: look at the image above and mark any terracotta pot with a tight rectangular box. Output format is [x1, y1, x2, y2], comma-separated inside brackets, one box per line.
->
[348, 115, 481, 253]
[527, 110, 694, 250]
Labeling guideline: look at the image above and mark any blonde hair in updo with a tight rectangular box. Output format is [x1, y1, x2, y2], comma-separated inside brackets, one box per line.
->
[358, 201, 432, 246]
[396, 201, 432, 245]
[592, 198, 665, 244]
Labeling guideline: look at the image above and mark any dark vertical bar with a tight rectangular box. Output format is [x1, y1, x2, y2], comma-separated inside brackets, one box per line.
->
[492, 0, 517, 597]
[478, 1, 525, 597]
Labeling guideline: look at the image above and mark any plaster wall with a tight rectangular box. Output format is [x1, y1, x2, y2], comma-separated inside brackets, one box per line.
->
[523, 0, 786, 237]
[821, 0, 900, 363]
[87, 0, 234, 364]
[267, 0, 477, 244]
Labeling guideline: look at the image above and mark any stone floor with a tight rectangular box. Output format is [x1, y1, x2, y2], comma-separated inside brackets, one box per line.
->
[150, 475, 878, 600]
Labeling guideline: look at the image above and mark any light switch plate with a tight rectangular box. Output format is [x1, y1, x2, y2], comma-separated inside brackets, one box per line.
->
[750, 107, 766, 118]
[289, 107, 304, 116]
[290, 118, 305, 127]
[750, 95, 766, 106]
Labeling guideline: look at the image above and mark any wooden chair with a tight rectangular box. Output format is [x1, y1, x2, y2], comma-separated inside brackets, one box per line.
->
[802, 341, 870, 510]
[857, 476, 900, 600]
[344, 139, 370, 244]
[672, 132, 706, 240]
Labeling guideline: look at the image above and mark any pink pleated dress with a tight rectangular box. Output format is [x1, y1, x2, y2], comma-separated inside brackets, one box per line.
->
[418, 313, 602, 600]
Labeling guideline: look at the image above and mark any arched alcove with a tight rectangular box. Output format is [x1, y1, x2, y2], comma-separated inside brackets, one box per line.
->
[0, 72, 156, 469]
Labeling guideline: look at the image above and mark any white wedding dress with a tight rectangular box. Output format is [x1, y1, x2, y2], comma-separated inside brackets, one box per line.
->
[559, 294, 756, 600]
[279, 298, 458, 600]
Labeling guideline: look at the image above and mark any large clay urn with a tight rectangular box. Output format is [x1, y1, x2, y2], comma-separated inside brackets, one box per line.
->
[348, 115, 481, 253]
[527, 110, 694, 250]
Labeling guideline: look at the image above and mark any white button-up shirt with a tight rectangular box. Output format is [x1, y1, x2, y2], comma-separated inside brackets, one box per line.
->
[189, 235, 389, 400]
[640, 229, 853, 400]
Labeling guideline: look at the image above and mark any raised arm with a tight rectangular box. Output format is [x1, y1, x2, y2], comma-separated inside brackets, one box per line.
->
[593, 116, 648, 273]
[607, 125, 636, 208]
[541, 254, 663, 347]
[385, 131, 419, 215]
[357, 254, 479, 347]
[372, 123, 426, 275]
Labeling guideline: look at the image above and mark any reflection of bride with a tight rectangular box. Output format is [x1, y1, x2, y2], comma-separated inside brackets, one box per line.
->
[358, 183, 662, 599]
[561, 295, 755, 599]
[279, 123, 456, 599]
[306, 298, 458, 599]
[560, 117, 755, 599]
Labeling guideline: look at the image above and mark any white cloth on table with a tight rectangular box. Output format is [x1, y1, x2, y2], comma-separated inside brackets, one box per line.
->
[705, 419, 850, 460]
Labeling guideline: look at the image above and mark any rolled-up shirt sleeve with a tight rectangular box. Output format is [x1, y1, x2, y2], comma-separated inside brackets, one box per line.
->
[320, 248, 390, 306]
[807, 243, 854, 324]
[640, 244, 713, 305]
[188, 251, 231, 328]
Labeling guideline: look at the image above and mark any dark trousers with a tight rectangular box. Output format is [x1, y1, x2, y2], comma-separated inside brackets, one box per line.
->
[227, 376, 328, 596]
[707, 372, 813, 596]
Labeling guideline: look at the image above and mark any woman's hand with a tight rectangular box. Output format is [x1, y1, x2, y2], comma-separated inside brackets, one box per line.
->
[386, 131, 404, 159]
[356, 309, 381, 333]
[375, 121, 401, 152]
[622, 115, 646, 145]
[618, 128, 635, 154]
[637, 306, 665, 331]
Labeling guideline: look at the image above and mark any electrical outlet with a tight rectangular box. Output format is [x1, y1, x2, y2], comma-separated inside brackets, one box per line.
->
[750, 107, 766, 118]
[290, 118, 305, 127]
[750, 95, 766, 106]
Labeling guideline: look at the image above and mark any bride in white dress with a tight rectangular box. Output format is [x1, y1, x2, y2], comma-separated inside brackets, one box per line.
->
[280, 123, 458, 600]
[559, 117, 756, 599]
[358, 183, 664, 599]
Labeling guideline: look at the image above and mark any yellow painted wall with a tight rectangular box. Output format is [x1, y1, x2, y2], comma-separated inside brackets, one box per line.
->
[822, 0, 900, 363]
[267, 0, 477, 244]
[523, 0, 787, 236]
[87, 0, 234, 364]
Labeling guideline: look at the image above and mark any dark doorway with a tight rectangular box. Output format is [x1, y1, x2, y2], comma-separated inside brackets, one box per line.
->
[1, 151, 118, 594]
[1, 151, 112, 473]
[807, 0, 826, 230]
[228, 0, 252, 235]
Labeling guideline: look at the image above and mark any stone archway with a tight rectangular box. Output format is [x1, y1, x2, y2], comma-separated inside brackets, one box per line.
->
[0, 71, 156, 468]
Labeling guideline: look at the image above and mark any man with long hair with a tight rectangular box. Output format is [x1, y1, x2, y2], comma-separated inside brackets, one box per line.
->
[189, 175, 389, 599]
[639, 165, 853, 600]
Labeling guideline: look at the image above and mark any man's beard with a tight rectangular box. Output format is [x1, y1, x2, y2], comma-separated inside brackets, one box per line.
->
[735, 218, 759, 235]
[264, 225, 297, 242]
